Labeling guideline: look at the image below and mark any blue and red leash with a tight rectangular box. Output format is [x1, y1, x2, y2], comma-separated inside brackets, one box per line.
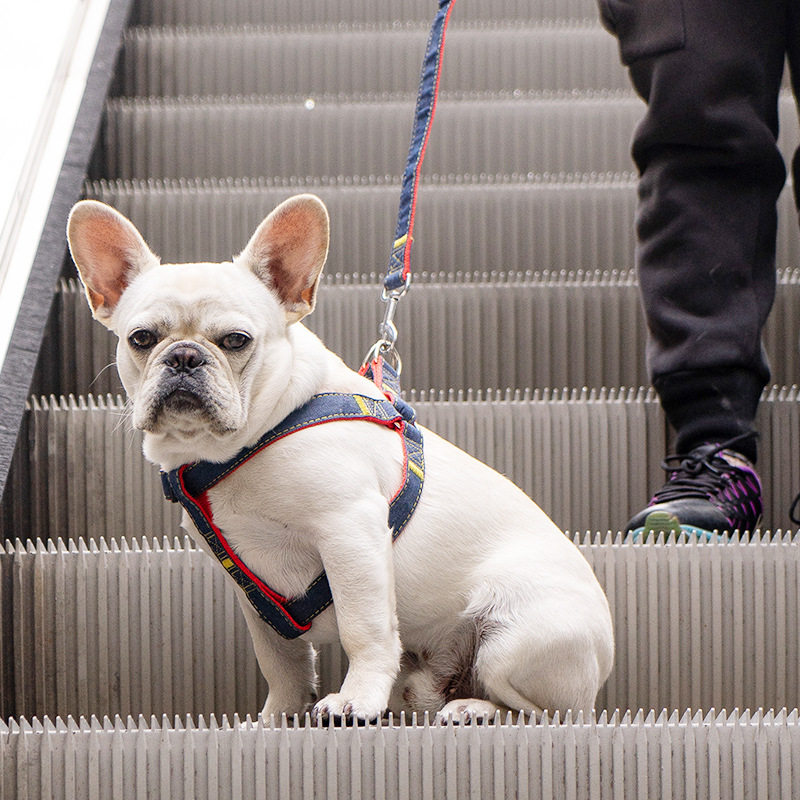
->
[361, 0, 458, 394]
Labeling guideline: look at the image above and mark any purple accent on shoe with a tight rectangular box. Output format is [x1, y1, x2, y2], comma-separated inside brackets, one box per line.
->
[624, 433, 762, 537]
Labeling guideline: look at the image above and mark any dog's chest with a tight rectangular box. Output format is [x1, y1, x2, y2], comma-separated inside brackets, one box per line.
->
[200, 457, 327, 600]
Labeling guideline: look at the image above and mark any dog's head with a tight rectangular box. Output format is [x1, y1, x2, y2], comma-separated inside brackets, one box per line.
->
[67, 194, 330, 466]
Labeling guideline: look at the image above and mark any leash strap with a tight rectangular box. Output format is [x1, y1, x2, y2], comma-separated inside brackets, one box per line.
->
[362, 0, 457, 375]
[161, 392, 424, 640]
[385, 0, 458, 293]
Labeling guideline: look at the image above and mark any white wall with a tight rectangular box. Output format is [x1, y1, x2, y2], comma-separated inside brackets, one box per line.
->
[0, 0, 112, 367]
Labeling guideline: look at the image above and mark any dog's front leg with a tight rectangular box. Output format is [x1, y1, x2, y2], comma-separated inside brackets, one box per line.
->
[312, 509, 401, 721]
[237, 598, 318, 719]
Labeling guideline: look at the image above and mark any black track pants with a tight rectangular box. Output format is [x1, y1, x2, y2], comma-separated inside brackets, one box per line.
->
[600, 0, 800, 462]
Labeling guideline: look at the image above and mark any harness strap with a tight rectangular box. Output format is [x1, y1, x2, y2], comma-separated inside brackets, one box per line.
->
[161, 392, 424, 640]
[385, 0, 458, 293]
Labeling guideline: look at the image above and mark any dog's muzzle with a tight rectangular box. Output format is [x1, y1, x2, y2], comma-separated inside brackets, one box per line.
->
[154, 343, 213, 413]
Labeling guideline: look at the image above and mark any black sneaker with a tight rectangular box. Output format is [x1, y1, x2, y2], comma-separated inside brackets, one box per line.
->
[625, 434, 762, 540]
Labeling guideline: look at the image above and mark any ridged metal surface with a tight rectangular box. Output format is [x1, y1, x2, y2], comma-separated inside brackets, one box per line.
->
[133, 0, 603, 26]
[83, 173, 642, 275]
[413, 385, 800, 534]
[3, 534, 800, 723]
[50, 265, 800, 398]
[4, 386, 800, 542]
[121, 22, 626, 97]
[6, 395, 180, 544]
[3, 389, 661, 543]
[2, 536, 267, 722]
[3, 710, 800, 800]
[83, 174, 800, 280]
[104, 91, 647, 180]
[103, 92, 800, 182]
[53, 270, 651, 396]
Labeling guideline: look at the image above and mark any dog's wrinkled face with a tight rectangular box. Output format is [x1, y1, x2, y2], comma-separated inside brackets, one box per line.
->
[113, 262, 283, 437]
[67, 194, 330, 464]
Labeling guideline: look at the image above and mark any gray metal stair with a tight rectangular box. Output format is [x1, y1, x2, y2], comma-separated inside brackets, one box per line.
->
[104, 91, 647, 180]
[104, 91, 800, 182]
[121, 21, 626, 97]
[133, 0, 603, 26]
[4, 390, 661, 544]
[3, 533, 800, 723]
[84, 173, 642, 274]
[6, 709, 799, 800]
[50, 272, 651, 397]
[46, 268, 800, 399]
[84, 175, 800, 278]
[4, 387, 800, 546]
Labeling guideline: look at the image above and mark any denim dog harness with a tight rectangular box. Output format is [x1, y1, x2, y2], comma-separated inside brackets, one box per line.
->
[161, 380, 424, 640]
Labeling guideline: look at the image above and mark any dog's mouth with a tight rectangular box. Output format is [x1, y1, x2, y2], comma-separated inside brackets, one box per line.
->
[133, 359, 245, 438]
[139, 373, 220, 432]
[156, 371, 210, 408]
[160, 386, 206, 412]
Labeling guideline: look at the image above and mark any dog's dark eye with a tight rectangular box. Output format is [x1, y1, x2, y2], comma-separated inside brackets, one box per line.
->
[220, 332, 251, 351]
[128, 329, 157, 350]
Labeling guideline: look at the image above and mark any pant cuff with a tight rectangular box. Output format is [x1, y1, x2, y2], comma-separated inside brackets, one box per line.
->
[653, 368, 765, 462]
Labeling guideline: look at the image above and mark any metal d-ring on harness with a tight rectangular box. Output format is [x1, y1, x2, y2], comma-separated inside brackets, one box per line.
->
[161, 0, 457, 640]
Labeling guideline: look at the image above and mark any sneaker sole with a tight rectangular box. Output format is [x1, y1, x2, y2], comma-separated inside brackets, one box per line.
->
[628, 510, 722, 542]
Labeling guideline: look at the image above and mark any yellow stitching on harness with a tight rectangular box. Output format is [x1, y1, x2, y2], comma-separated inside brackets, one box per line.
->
[221, 558, 234, 570]
[354, 395, 371, 416]
[393, 234, 412, 249]
[408, 461, 424, 480]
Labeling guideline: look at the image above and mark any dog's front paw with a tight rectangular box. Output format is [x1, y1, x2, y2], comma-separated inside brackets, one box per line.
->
[313, 692, 386, 722]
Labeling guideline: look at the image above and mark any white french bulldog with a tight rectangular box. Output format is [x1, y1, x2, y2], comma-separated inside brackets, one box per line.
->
[66, 194, 614, 721]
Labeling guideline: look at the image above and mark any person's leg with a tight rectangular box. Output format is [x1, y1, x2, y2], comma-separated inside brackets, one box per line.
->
[786, 1, 800, 227]
[600, 0, 788, 534]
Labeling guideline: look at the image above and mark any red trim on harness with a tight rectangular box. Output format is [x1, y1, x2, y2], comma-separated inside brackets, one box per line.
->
[389, 422, 409, 505]
[358, 357, 381, 383]
[177, 464, 311, 633]
[403, 0, 456, 280]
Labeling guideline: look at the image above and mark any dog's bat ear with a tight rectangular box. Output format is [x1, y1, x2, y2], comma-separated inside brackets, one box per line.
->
[236, 194, 330, 325]
[67, 200, 159, 329]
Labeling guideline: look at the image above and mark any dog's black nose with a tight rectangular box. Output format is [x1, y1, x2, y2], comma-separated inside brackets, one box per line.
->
[164, 344, 207, 373]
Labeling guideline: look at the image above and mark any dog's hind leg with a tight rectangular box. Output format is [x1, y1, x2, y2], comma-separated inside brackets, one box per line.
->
[466, 583, 611, 718]
[388, 651, 446, 716]
[432, 614, 544, 723]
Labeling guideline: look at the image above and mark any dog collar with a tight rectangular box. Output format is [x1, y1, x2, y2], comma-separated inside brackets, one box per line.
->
[161, 390, 424, 640]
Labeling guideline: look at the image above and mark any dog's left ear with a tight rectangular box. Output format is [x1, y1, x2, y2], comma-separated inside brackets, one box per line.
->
[236, 194, 330, 325]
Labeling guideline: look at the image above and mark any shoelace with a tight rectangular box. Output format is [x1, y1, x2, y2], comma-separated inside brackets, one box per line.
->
[790, 490, 800, 526]
[653, 432, 758, 505]
[790, 494, 800, 525]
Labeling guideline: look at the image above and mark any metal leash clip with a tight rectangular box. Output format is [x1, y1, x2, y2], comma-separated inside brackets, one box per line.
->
[362, 273, 411, 375]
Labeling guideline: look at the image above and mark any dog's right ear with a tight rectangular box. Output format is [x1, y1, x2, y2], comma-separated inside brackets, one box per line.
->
[67, 200, 159, 329]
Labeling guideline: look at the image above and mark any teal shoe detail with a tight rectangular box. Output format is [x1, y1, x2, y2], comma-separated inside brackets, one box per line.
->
[628, 511, 723, 542]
